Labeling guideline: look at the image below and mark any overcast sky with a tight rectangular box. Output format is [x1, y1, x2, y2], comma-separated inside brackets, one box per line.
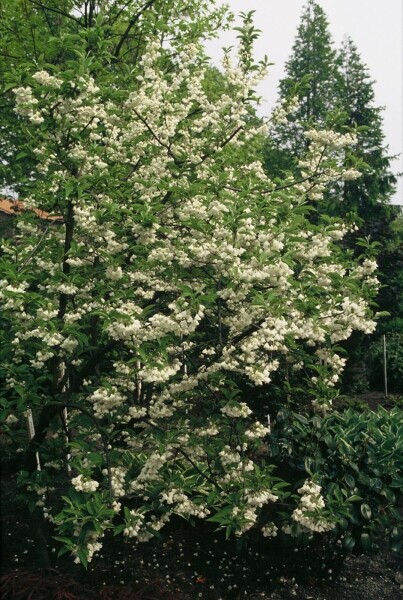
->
[205, 0, 402, 205]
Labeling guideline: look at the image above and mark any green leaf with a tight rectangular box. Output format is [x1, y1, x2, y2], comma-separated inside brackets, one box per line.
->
[294, 413, 309, 425]
[87, 452, 104, 466]
[360, 503, 372, 520]
[360, 532, 372, 551]
[343, 535, 355, 550]
[76, 548, 88, 569]
[344, 474, 355, 489]
[57, 546, 71, 558]
[53, 536, 74, 547]
[207, 506, 233, 523]
[113, 524, 126, 536]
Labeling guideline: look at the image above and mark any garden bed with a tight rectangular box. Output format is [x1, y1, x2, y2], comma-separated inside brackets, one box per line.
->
[1, 474, 402, 600]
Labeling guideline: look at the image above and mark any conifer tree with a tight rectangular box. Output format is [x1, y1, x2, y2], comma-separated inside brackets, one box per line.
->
[280, 0, 340, 124]
[332, 37, 397, 234]
[264, 2, 397, 224]
[335, 38, 401, 391]
[264, 0, 341, 177]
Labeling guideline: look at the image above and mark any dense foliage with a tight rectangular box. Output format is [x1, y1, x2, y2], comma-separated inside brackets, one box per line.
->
[271, 406, 403, 554]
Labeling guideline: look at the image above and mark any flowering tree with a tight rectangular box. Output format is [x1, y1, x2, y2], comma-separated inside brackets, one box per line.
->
[0, 1, 380, 565]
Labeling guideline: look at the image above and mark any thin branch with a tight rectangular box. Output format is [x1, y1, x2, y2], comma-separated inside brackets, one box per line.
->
[113, 0, 157, 59]
[88, 0, 96, 29]
[223, 145, 329, 197]
[64, 402, 113, 491]
[23, 0, 38, 61]
[60, 340, 118, 394]
[41, 3, 55, 35]
[0, 51, 20, 60]
[27, 0, 85, 26]
[57, 199, 75, 320]
[177, 447, 222, 490]
[109, 0, 137, 26]
[133, 109, 179, 163]
[195, 126, 244, 167]
[141, 417, 222, 490]
[17, 222, 58, 272]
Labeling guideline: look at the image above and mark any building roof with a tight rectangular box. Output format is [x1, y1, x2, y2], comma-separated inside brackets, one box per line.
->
[0, 198, 62, 222]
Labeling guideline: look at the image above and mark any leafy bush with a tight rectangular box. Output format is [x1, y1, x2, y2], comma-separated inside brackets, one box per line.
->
[270, 406, 403, 554]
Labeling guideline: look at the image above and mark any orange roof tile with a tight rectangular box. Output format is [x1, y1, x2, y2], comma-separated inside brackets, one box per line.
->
[0, 198, 63, 222]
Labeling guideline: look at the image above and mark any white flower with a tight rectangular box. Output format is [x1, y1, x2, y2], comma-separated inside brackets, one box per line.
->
[244, 421, 269, 439]
[221, 402, 252, 418]
[5, 414, 18, 425]
[71, 474, 99, 493]
[32, 70, 63, 88]
[245, 489, 278, 507]
[262, 522, 278, 537]
[102, 467, 127, 497]
[105, 265, 123, 280]
[291, 480, 334, 533]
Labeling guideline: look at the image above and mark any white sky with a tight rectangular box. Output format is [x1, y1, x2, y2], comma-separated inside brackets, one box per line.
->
[205, 0, 403, 205]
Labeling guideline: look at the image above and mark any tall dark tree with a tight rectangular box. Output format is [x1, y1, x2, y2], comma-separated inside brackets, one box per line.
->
[331, 37, 397, 234]
[280, 0, 340, 123]
[334, 38, 401, 392]
[264, 0, 341, 178]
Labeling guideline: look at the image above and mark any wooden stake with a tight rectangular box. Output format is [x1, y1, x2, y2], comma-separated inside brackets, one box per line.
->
[26, 408, 41, 471]
[383, 334, 388, 398]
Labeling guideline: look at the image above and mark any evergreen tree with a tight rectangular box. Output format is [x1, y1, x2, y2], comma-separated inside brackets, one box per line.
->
[332, 37, 397, 236]
[264, 0, 341, 178]
[280, 0, 340, 124]
[264, 2, 397, 226]
[334, 39, 401, 392]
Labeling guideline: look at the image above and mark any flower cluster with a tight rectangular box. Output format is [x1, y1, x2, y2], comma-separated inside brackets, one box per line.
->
[73, 532, 103, 564]
[102, 467, 127, 497]
[13, 86, 44, 124]
[221, 402, 252, 418]
[292, 480, 334, 533]
[244, 489, 278, 507]
[262, 522, 278, 538]
[123, 510, 145, 538]
[71, 474, 99, 493]
[244, 421, 270, 439]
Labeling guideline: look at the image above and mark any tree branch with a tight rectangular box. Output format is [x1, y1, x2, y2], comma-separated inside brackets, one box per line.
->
[109, 0, 137, 27]
[113, 0, 157, 59]
[57, 199, 75, 320]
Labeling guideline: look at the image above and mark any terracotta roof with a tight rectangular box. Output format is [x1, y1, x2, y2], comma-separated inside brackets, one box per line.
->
[0, 198, 63, 222]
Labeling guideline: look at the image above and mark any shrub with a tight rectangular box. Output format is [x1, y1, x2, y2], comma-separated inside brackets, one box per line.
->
[270, 406, 403, 553]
